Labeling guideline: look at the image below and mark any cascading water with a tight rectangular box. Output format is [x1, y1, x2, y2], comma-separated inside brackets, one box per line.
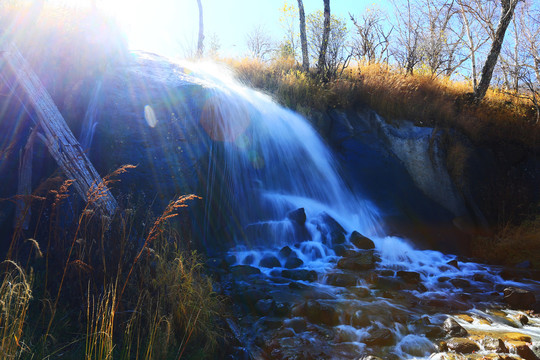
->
[79, 79, 102, 152]
[178, 62, 540, 359]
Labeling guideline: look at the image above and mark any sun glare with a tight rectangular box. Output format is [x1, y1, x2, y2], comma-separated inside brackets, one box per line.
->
[51, 0, 179, 55]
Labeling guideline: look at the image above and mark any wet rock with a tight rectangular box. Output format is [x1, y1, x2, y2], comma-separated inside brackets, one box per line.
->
[443, 317, 468, 337]
[274, 302, 291, 317]
[378, 269, 394, 276]
[337, 250, 379, 271]
[260, 317, 282, 330]
[259, 255, 281, 268]
[255, 299, 275, 316]
[508, 341, 540, 360]
[350, 231, 375, 250]
[281, 269, 317, 282]
[447, 259, 460, 269]
[233, 288, 270, 310]
[351, 310, 370, 328]
[333, 244, 350, 257]
[455, 314, 474, 323]
[503, 287, 536, 309]
[288, 281, 311, 290]
[283, 317, 306, 333]
[516, 260, 532, 269]
[224, 254, 237, 266]
[287, 208, 306, 225]
[450, 278, 471, 288]
[397, 270, 421, 284]
[242, 254, 256, 265]
[350, 286, 370, 298]
[304, 300, 340, 326]
[374, 276, 404, 291]
[230, 265, 261, 277]
[481, 337, 508, 353]
[425, 326, 446, 339]
[445, 337, 480, 354]
[207, 257, 229, 270]
[320, 213, 346, 246]
[500, 268, 533, 281]
[284, 257, 303, 269]
[278, 246, 293, 258]
[326, 273, 358, 287]
[363, 327, 394, 346]
[503, 332, 532, 342]
[518, 314, 529, 325]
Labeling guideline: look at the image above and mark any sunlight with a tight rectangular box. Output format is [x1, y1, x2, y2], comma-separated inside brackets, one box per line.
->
[50, 0, 180, 54]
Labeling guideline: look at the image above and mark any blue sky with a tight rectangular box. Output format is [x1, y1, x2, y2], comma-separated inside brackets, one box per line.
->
[99, 0, 380, 58]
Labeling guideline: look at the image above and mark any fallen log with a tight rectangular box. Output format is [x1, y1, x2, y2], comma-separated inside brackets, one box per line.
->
[0, 41, 117, 218]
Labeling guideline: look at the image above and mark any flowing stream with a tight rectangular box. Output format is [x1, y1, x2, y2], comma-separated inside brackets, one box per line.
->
[180, 62, 540, 359]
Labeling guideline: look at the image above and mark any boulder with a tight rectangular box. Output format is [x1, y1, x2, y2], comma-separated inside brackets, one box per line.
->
[337, 250, 379, 271]
[326, 273, 358, 287]
[230, 265, 261, 277]
[281, 269, 317, 282]
[397, 270, 421, 284]
[259, 255, 281, 268]
[284, 257, 304, 269]
[504, 287, 536, 309]
[363, 327, 394, 346]
[445, 338, 479, 354]
[287, 208, 306, 225]
[319, 213, 346, 246]
[278, 246, 293, 258]
[304, 300, 340, 326]
[350, 231, 375, 250]
[442, 318, 468, 337]
[480, 337, 508, 353]
[255, 299, 276, 316]
[450, 278, 471, 288]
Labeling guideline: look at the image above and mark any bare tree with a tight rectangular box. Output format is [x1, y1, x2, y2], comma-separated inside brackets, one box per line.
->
[207, 32, 221, 59]
[297, 0, 309, 71]
[279, 1, 299, 61]
[474, 0, 520, 100]
[307, 10, 349, 78]
[350, 7, 393, 64]
[317, 0, 331, 75]
[196, 0, 204, 58]
[246, 25, 274, 62]
[390, 0, 424, 74]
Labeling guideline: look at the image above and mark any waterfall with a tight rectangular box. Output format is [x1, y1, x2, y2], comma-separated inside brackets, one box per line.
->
[185, 63, 382, 257]
[79, 79, 102, 152]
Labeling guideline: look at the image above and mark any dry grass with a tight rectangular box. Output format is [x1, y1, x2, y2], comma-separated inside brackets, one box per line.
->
[0, 261, 32, 359]
[471, 212, 540, 267]
[230, 59, 540, 150]
[1, 165, 221, 359]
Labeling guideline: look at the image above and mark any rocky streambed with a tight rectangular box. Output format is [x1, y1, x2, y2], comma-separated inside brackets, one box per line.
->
[208, 212, 540, 360]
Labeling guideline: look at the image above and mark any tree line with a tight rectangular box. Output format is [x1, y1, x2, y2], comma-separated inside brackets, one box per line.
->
[195, 0, 538, 106]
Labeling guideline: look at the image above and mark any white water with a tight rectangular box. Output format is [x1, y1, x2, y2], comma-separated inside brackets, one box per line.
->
[177, 61, 540, 359]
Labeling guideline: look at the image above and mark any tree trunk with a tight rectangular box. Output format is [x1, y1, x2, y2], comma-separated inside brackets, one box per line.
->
[0, 42, 118, 218]
[458, 0, 478, 90]
[196, 0, 204, 57]
[474, 0, 519, 101]
[297, 0, 309, 71]
[317, 0, 331, 74]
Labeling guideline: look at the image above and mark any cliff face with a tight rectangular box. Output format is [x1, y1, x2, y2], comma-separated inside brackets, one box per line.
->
[314, 108, 540, 252]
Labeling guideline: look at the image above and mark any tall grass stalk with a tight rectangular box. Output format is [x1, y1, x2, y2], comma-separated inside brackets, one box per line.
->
[0, 261, 32, 359]
[85, 284, 116, 360]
